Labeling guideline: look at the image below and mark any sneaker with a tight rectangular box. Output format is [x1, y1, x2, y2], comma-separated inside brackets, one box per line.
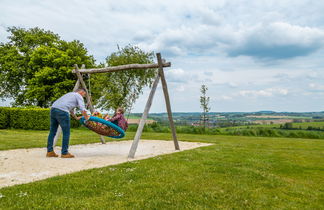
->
[61, 153, 75, 158]
[46, 151, 59, 157]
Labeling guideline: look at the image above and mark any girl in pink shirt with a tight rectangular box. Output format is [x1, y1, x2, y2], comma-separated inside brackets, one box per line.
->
[104, 107, 128, 131]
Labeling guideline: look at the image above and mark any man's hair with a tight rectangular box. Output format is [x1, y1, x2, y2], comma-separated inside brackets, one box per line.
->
[75, 88, 86, 93]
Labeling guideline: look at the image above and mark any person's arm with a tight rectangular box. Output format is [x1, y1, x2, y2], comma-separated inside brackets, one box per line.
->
[76, 94, 89, 120]
[73, 111, 89, 120]
[69, 110, 78, 119]
[108, 113, 121, 122]
[82, 110, 89, 120]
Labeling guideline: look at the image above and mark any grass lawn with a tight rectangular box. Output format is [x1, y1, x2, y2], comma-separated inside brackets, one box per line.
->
[0, 129, 323, 209]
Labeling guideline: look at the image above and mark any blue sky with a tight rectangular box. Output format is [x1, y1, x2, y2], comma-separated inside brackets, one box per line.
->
[1, 0, 324, 112]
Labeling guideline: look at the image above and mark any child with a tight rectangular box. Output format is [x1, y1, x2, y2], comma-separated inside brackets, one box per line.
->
[107, 107, 128, 131]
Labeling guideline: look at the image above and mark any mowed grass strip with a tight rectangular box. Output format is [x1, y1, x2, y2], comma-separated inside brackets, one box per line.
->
[0, 128, 135, 151]
[0, 130, 323, 209]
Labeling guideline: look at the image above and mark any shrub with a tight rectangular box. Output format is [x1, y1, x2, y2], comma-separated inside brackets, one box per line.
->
[0, 107, 11, 129]
[0, 107, 80, 130]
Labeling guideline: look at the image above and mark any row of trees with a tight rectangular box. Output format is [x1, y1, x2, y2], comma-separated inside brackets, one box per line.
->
[0, 27, 156, 112]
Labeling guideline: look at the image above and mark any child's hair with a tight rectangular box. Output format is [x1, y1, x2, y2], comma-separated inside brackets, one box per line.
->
[117, 107, 125, 114]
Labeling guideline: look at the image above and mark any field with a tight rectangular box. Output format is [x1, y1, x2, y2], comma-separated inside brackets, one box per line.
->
[0, 128, 323, 209]
[228, 121, 324, 129]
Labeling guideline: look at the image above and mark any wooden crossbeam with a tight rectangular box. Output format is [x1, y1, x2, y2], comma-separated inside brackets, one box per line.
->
[72, 62, 171, 74]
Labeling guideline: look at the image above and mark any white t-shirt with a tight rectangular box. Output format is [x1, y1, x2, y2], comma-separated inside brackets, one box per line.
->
[52, 92, 86, 113]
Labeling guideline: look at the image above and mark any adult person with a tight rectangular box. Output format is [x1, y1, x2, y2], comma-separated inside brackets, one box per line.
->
[46, 88, 89, 158]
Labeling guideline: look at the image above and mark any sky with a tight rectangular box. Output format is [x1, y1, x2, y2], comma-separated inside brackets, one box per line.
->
[1, 0, 324, 113]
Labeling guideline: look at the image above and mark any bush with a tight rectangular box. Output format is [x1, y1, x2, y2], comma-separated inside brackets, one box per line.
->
[0, 107, 11, 129]
[0, 107, 80, 130]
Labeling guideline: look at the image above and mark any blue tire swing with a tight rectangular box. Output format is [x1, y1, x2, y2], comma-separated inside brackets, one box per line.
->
[80, 116, 125, 139]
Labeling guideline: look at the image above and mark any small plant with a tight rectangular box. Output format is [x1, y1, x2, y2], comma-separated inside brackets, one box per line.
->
[200, 84, 211, 129]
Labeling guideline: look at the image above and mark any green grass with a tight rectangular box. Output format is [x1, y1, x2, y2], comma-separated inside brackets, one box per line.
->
[0, 128, 134, 151]
[0, 129, 323, 209]
[228, 121, 324, 130]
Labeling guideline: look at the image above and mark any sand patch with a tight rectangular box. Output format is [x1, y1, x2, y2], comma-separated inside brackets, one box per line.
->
[0, 140, 211, 188]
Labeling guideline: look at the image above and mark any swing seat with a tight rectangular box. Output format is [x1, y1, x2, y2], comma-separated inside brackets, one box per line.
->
[80, 116, 125, 139]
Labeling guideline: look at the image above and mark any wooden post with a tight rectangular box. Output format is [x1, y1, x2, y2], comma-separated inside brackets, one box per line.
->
[157, 53, 180, 150]
[74, 64, 106, 144]
[128, 73, 161, 158]
[74, 65, 94, 112]
[53, 126, 62, 147]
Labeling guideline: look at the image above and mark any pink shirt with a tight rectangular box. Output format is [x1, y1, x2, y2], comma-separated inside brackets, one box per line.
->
[108, 113, 128, 131]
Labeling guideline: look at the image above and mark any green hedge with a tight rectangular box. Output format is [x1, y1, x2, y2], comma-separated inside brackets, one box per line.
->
[0, 107, 80, 130]
[0, 107, 11, 129]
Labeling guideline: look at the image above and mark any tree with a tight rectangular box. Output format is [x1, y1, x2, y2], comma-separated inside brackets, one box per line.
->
[0, 27, 95, 107]
[200, 84, 210, 128]
[91, 45, 157, 113]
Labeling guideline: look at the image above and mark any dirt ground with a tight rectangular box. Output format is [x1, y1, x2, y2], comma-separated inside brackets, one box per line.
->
[0, 140, 211, 188]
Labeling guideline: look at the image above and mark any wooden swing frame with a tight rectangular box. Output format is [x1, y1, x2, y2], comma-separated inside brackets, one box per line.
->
[53, 53, 180, 158]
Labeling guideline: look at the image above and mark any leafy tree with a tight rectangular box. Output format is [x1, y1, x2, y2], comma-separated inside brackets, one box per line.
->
[91, 45, 157, 113]
[200, 84, 210, 128]
[0, 27, 95, 107]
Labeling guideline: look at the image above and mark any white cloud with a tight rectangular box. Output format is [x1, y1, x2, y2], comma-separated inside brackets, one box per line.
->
[217, 95, 233, 101]
[164, 68, 188, 83]
[309, 83, 324, 91]
[238, 88, 289, 97]
[228, 22, 324, 59]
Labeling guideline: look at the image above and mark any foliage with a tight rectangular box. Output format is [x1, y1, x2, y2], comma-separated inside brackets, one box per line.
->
[280, 122, 293, 129]
[0, 27, 95, 107]
[0, 107, 80, 130]
[200, 84, 210, 128]
[0, 107, 10, 129]
[91, 45, 157, 112]
[128, 122, 324, 139]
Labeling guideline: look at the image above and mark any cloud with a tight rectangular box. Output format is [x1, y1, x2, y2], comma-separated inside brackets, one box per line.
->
[228, 22, 324, 59]
[238, 88, 289, 97]
[309, 83, 324, 91]
[164, 68, 192, 83]
[215, 95, 233, 101]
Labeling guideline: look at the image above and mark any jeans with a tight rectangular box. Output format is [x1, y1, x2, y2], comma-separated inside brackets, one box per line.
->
[47, 108, 71, 154]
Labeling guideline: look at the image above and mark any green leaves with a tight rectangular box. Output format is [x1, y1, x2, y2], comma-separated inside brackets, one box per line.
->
[200, 85, 211, 128]
[91, 45, 157, 112]
[0, 27, 95, 107]
[0, 27, 156, 111]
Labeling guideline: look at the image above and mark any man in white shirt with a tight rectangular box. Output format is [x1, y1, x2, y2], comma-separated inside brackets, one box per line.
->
[46, 88, 89, 158]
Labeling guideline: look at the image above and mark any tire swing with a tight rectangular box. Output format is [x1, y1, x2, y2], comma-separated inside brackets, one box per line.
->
[79, 116, 125, 139]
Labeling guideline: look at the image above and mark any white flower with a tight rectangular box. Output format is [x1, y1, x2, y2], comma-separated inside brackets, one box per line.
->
[16, 191, 28, 197]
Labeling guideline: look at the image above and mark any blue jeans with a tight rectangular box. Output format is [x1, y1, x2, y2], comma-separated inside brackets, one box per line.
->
[47, 108, 71, 154]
